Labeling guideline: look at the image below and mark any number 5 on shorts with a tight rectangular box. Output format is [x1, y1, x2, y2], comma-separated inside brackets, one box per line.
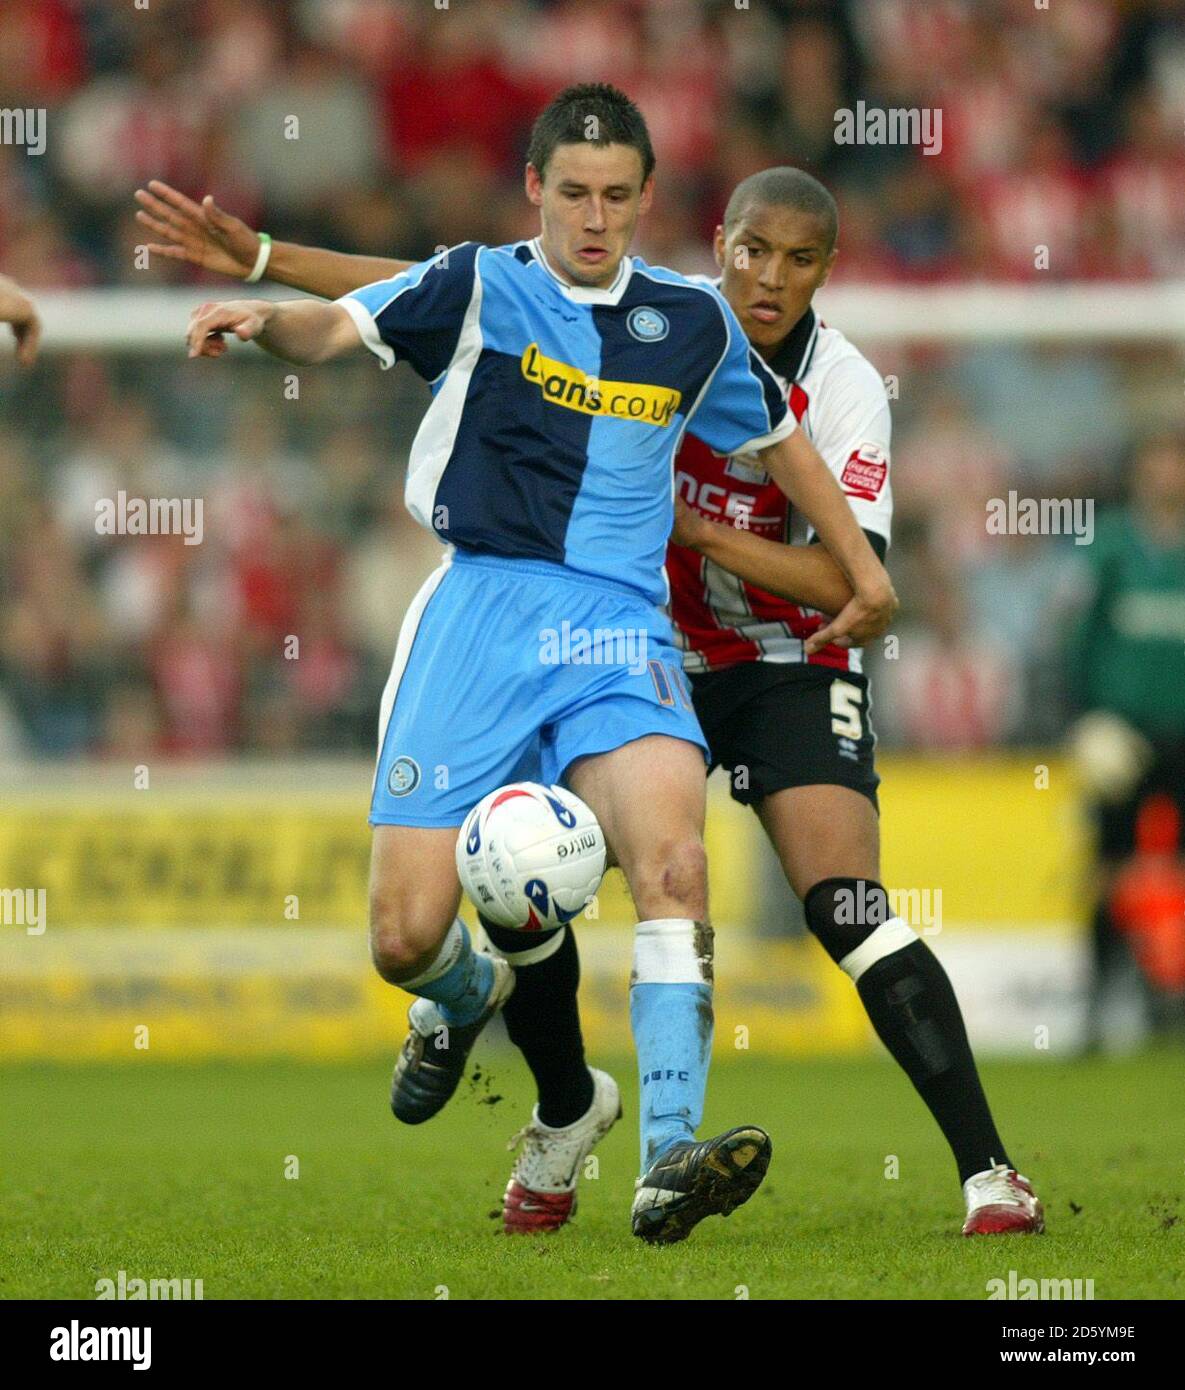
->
[830, 680, 863, 739]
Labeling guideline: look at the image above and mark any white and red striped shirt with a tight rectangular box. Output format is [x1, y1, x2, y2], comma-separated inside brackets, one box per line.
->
[669, 305, 892, 674]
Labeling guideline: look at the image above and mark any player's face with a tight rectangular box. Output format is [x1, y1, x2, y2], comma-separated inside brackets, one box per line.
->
[526, 143, 653, 289]
[715, 204, 837, 356]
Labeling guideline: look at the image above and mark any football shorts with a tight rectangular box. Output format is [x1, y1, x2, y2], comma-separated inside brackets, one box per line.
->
[370, 548, 708, 827]
[689, 661, 880, 809]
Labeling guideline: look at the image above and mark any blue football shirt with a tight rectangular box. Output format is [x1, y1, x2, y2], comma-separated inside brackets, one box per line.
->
[337, 237, 795, 605]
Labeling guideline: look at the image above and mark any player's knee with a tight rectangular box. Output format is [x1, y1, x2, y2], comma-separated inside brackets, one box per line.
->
[803, 877, 917, 980]
[631, 834, 708, 917]
[368, 892, 452, 983]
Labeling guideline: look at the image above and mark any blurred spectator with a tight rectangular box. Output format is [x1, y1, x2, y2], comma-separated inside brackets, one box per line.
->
[965, 529, 1088, 742]
[893, 386, 1015, 564]
[339, 474, 445, 663]
[0, 0, 85, 106]
[4, 0, 1185, 759]
[2, 0, 1185, 292]
[232, 44, 378, 213]
[873, 553, 1023, 750]
[1101, 86, 1185, 276]
[0, 509, 113, 754]
[55, 29, 205, 208]
[952, 343, 1130, 485]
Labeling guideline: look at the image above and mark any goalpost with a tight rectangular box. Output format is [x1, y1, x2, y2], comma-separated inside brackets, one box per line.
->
[23, 282, 1185, 350]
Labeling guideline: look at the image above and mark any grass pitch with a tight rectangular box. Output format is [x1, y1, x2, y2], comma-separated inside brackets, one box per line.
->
[2, 1049, 1181, 1300]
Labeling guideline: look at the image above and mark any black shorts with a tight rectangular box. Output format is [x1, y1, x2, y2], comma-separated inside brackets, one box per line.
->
[689, 661, 880, 810]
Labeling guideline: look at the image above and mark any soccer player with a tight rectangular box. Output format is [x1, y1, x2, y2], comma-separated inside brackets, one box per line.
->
[0, 274, 41, 365]
[1065, 434, 1185, 1047]
[666, 168, 1043, 1236]
[137, 157, 1032, 1241]
[170, 87, 898, 1243]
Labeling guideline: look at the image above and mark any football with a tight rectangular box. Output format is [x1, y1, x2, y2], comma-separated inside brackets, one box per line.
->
[456, 782, 606, 931]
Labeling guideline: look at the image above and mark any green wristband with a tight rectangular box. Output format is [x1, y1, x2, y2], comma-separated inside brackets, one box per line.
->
[245, 232, 272, 284]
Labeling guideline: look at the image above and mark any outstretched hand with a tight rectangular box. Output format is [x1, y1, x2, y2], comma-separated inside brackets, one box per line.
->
[135, 180, 261, 279]
[186, 300, 271, 358]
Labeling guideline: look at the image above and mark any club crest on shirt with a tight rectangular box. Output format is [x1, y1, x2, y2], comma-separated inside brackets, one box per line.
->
[387, 756, 421, 797]
[627, 306, 669, 342]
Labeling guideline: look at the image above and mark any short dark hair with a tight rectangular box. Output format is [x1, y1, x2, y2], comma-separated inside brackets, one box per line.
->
[723, 167, 838, 250]
[526, 83, 655, 184]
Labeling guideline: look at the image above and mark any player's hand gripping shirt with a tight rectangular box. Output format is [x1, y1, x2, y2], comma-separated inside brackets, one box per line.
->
[668, 304, 893, 673]
[338, 239, 795, 606]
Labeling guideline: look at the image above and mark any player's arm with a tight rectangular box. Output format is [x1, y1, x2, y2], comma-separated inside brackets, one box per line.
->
[757, 429, 896, 651]
[186, 297, 363, 364]
[189, 247, 479, 375]
[0, 273, 41, 365]
[686, 296, 896, 652]
[136, 180, 413, 298]
[672, 497, 852, 616]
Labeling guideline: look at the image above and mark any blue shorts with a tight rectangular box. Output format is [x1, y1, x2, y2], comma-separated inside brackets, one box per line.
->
[371, 549, 708, 827]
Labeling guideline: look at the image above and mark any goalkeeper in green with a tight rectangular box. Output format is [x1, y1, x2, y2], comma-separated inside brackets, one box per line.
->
[1065, 434, 1185, 1045]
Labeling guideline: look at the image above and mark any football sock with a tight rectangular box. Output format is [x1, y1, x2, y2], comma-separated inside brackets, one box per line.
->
[481, 918, 594, 1128]
[804, 878, 1011, 1186]
[397, 918, 494, 1028]
[630, 918, 714, 1172]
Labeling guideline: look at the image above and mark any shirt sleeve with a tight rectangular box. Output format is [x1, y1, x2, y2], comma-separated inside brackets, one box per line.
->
[803, 352, 893, 548]
[335, 241, 480, 379]
[683, 293, 796, 455]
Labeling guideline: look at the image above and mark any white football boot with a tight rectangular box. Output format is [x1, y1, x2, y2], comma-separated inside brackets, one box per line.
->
[502, 1068, 622, 1234]
[962, 1161, 1045, 1235]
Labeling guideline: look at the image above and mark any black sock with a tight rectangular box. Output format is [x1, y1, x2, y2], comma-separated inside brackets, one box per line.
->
[480, 918, 594, 1128]
[803, 879, 1011, 1186]
[856, 940, 1012, 1185]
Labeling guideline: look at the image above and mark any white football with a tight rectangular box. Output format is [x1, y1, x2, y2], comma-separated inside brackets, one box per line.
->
[456, 782, 606, 932]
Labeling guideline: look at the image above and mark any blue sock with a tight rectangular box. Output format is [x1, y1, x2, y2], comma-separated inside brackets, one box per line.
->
[630, 919, 715, 1171]
[403, 919, 494, 1028]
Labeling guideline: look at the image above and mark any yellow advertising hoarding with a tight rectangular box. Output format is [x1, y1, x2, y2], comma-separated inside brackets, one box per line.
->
[0, 757, 1087, 1059]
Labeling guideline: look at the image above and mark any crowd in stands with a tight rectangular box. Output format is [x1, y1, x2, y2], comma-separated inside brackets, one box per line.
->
[2, 0, 1184, 756]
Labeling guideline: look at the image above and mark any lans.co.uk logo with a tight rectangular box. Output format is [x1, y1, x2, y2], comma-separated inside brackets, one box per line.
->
[520, 343, 681, 426]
